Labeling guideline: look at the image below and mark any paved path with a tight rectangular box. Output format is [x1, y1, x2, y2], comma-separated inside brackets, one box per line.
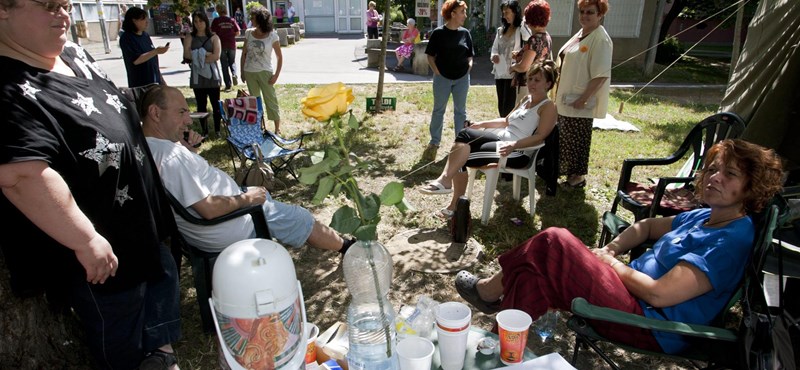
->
[83, 35, 724, 90]
[85, 34, 480, 88]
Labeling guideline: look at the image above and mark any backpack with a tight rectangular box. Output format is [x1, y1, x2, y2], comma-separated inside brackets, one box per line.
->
[739, 199, 798, 370]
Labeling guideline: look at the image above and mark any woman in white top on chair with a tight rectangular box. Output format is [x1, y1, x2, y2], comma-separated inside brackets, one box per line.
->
[419, 61, 558, 219]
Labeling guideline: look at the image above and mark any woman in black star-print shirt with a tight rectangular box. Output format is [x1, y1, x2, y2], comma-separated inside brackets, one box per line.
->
[0, 0, 181, 368]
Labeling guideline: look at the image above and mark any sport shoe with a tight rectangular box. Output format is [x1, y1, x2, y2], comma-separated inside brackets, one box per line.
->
[232, 75, 239, 86]
[421, 144, 438, 162]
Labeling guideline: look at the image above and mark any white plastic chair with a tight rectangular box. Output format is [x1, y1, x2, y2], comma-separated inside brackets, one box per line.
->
[466, 143, 545, 225]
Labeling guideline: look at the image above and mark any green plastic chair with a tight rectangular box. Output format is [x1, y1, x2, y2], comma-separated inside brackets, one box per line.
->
[569, 203, 780, 370]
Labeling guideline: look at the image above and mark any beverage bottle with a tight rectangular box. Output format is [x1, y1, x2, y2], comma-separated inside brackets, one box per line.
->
[451, 196, 471, 243]
[343, 240, 400, 370]
[396, 295, 439, 339]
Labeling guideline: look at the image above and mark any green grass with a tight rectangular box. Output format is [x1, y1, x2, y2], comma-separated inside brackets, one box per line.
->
[612, 55, 731, 84]
[173, 84, 720, 368]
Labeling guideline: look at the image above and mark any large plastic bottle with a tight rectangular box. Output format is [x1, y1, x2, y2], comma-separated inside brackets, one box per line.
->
[343, 240, 400, 370]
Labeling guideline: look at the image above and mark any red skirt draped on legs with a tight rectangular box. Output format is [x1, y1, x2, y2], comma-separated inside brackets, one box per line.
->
[497, 227, 662, 351]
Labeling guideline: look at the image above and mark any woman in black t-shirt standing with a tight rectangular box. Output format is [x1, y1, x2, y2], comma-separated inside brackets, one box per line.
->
[422, 0, 475, 162]
[0, 0, 181, 367]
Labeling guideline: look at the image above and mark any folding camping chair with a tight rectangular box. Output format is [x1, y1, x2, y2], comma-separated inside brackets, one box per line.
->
[568, 201, 782, 370]
[219, 96, 312, 180]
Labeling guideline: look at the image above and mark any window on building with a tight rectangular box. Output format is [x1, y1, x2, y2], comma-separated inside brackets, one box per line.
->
[603, 0, 644, 38]
[547, 0, 575, 37]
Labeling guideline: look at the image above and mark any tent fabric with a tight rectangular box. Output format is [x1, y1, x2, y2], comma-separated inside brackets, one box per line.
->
[720, 0, 800, 166]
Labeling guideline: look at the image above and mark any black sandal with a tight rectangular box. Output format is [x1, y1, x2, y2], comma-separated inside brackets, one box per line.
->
[455, 270, 501, 314]
[139, 349, 178, 370]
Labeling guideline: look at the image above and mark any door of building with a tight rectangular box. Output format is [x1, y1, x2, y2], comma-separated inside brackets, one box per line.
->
[303, 0, 335, 33]
[336, 0, 363, 33]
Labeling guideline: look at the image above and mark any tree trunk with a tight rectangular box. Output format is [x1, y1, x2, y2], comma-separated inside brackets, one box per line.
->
[658, 0, 687, 43]
[0, 253, 93, 368]
[657, 0, 687, 64]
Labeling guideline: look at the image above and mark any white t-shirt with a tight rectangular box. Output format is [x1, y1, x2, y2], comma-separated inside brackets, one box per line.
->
[243, 29, 280, 73]
[146, 137, 254, 251]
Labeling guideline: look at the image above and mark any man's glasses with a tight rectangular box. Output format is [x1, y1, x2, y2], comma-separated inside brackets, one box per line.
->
[29, 0, 73, 13]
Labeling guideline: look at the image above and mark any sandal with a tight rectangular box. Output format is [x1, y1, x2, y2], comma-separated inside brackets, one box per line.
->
[139, 349, 178, 370]
[418, 180, 453, 195]
[560, 179, 586, 189]
[455, 270, 501, 314]
[435, 208, 454, 220]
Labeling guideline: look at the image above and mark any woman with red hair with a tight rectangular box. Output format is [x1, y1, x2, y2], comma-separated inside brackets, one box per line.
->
[556, 0, 612, 188]
[421, 0, 475, 162]
[457, 139, 784, 355]
[509, 0, 552, 107]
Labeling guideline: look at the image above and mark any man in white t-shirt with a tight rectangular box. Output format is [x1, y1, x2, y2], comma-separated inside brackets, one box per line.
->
[140, 86, 355, 255]
[286, 2, 296, 22]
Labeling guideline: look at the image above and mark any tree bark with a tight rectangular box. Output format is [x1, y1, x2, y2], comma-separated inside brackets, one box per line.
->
[0, 253, 93, 368]
[659, 0, 687, 43]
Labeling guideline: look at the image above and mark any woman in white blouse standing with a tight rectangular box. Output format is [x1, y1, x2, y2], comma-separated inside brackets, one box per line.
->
[489, 0, 529, 118]
[241, 6, 283, 133]
[556, 0, 612, 189]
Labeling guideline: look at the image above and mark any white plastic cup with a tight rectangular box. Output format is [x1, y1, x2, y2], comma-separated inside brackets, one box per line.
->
[434, 302, 471, 370]
[496, 309, 532, 365]
[397, 336, 435, 370]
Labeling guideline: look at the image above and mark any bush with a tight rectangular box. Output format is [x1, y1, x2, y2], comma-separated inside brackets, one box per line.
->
[656, 35, 684, 64]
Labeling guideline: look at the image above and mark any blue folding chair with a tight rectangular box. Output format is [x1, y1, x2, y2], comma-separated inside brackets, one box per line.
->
[219, 96, 312, 180]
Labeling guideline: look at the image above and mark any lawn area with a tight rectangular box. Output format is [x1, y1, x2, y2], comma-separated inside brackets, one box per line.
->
[613, 55, 731, 85]
[173, 84, 723, 369]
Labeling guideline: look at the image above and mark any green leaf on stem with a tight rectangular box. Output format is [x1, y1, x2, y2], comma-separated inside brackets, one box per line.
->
[348, 112, 360, 129]
[394, 197, 416, 213]
[331, 206, 361, 234]
[379, 181, 404, 206]
[353, 223, 377, 241]
[312, 176, 335, 204]
[361, 193, 381, 221]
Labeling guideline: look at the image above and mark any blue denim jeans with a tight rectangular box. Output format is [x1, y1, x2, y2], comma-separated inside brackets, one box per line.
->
[69, 245, 181, 369]
[220, 48, 237, 89]
[429, 73, 470, 146]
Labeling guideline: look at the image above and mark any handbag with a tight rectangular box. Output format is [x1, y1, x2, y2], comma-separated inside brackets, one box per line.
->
[739, 229, 798, 370]
[234, 144, 276, 190]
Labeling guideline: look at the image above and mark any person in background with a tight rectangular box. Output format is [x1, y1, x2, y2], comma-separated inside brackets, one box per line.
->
[241, 7, 283, 134]
[366, 1, 380, 39]
[556, 0, 612, 188]
[422, 0, 474, 162]
[393, 18, 418, 71]
[234, 6, 245, 33]
[455, 139, 783, 355]
[211, 4, 241, 91]
[509, 0, 551, 108]
[418, 61, 557, 219]
[141, 86, 356, 256]
[183, 11, 222, 137]
[273, 4, 284, 24]
[489, 0, 529, 118]
[286, 1, 296, 23]
[210, 6, 220, 21]
[120, 6, 168, 87]
[116, 3, 127, 36]
[0, 0, 181, 367]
